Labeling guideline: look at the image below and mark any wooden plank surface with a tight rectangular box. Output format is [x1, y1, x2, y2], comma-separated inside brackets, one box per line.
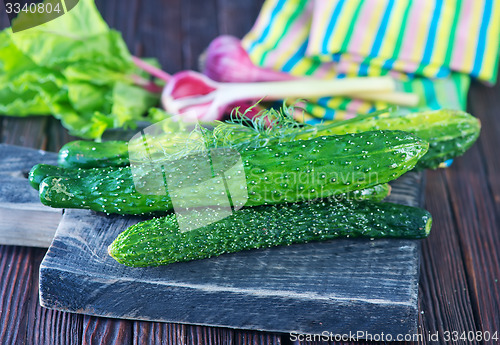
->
[39, 172, 424, 337]
[0, 145, 61, 247]
[0, 0, 499, 344]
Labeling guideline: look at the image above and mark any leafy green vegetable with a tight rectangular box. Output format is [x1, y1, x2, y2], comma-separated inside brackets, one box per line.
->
[0, 0, 162, 139]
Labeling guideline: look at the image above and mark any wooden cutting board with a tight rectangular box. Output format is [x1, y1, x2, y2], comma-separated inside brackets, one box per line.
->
[39, 171, 425, 337]
[0, 144, 61, 247]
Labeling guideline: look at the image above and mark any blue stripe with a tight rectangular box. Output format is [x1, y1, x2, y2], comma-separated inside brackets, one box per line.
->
[332, 52, 342, 63]
[382, 57, 396, 71]
[359, 0, 395, 75]
[321, 0, 346, 54]
[358, 62, 370, 76]
[422, 78, 440, 109]
[282, 39, 309, 72]
[305, 117, 322, 125]
[317, 96, 331, 108]
[247, 0, 287, 54]
[323, 107, 336, 121]
[421, 0, 443, 65]
[471, 0, 493, 77]
[435, 65, 450, 78]
[370, 0, 395, 57]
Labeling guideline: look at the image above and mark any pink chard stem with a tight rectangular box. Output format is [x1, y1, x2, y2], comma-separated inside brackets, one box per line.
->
[131, 75, 165, 93]
[132, 56, 172, 82]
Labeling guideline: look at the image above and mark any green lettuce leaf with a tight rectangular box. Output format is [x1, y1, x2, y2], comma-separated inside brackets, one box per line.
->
[0, 0, 160, 139]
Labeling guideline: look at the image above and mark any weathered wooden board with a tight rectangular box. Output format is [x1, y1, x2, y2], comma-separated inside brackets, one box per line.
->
[0, 144, 61, 247]
[39, 172, 425, 337]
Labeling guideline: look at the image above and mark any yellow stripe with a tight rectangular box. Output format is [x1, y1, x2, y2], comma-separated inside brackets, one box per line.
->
[377, 0, 408, 60]
[289, 56, 316, 76]
[296, 112, 316, 122]
[248, 1, 295, 62]
[271, 22, 311, 71]
[253, 0, 305, 62]
[343, 55, 361, 76]
[391, 1, 431, 72]
[308, 1, 338, 55]
[241, 0, 277, 50]
[325, 96, 347, 112]
[422, 0, 455, 76]
[366, 57, 384, 76]
[326, 0, 361, 53]
[461, 0, 483, 73]
[355, 101, 375, 114]
[332, 109, 349, 120]
[373, 99, 390, 110]
[480, 0, 500, 81]
[357, 0, 388, 57]
[410, 0, 434, 66]
[303, 103, 327, 119]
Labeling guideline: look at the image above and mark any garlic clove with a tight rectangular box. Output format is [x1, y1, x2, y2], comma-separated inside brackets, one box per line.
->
[203, 35, 294, 83]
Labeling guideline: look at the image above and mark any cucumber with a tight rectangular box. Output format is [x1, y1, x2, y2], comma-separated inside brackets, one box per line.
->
[38, 130, 426, 215]
[38, 169, 390, 215]
[57, 109, 478, 171]
[29, 164, 67, 189]
[108, 198, 432, 267]
[29, 163, 116, 189]
[314, 109, 480, 170]
[58, 140, 129, 168]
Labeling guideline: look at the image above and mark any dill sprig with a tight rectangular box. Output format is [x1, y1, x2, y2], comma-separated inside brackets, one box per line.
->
[210, 102, 397, 150]
[211, 101, 311, 149]
[140, 103, 397, 161]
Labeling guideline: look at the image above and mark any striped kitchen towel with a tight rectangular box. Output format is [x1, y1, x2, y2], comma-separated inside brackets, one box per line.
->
[241, 0, 499, 120]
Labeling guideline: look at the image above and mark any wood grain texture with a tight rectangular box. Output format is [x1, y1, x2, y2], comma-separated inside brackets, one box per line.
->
[45, 118, 78, 153]
[39, 172, 424, 338]
[0, 245, 38, 345]
[448, 82, 500, 339]
[133, 0, 184, 73]
[418, 170, 479, 345]
[1, 117, 48, 150]
[216, 0, 265, 37]
[1, 0, 498, 344]
[82, 316, 133, 345]
[0, 144, 61, 247]
[181, 0, 219, 71]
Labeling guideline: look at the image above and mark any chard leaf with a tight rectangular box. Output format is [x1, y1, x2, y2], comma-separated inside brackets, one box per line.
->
[0, 0, 160, 139]
[110, 82, 159, 129]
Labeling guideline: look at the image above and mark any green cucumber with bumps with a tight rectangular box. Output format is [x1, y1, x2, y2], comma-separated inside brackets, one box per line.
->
[38, 130, 425, 215]
[313, 109, 480, 170]
[29, 163, 117, 190]
[38, 168, 391, 215]
[108, 198, 433, 267]
[57, 109, 478, 171]
[58, 140, 129, 168]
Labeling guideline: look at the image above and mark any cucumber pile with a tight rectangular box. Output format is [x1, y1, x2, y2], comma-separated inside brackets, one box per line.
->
[57, 109, 480, 171]
[33, 130, 425, 215]
[29, 107, 481, 267]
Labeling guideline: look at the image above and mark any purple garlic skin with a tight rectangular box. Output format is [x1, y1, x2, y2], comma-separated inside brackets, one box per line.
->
[203, 35, 294, 83]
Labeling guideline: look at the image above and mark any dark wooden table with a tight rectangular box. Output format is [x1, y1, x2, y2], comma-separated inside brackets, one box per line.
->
[1, 1, 499, 344]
